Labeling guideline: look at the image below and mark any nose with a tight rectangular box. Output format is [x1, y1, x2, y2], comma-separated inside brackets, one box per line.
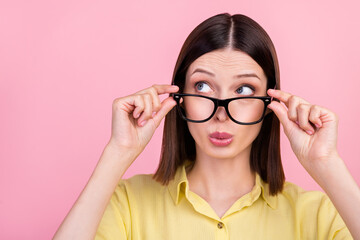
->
[214, 106, 229, 122]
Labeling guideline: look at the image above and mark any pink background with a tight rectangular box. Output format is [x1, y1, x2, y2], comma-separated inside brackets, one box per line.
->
[1, 0, 359, 239]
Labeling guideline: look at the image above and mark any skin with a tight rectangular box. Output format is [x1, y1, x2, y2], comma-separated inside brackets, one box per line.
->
[181, 47, 359, 237]
[53, 48, 359, 239]
[183, 48, 270, 208]
[268, 89, 360, 238]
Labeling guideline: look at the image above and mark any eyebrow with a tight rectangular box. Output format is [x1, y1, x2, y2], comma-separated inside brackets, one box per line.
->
[190, 68, 261, 81]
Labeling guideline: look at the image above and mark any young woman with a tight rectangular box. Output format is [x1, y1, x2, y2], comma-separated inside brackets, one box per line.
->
[53, 13, 359, 239]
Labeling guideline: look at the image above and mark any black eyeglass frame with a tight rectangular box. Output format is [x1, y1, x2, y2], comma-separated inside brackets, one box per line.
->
[172, 93, 273, 125]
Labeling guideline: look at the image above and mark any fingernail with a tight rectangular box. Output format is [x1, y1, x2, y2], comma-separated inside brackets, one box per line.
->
[306, 130, 313, 135]
[135, 113, 140, 118]
[140, 120, 147, 126]
[315, 123, 321, 128]
[152, 112, 156, 117]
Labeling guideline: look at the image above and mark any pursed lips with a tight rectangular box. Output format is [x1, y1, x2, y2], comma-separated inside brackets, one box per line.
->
[208, 131, 233, 146]
[209, 131, 233, 139]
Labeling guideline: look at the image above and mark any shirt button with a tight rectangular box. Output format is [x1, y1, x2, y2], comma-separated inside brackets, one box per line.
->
[217, 222, 224, 229]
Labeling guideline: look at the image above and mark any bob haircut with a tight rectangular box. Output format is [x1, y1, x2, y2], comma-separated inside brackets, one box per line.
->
[153, 13, 285, 195]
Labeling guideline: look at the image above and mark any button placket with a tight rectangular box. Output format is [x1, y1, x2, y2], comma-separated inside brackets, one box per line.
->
[215, 221, 228, 240]
[217, 222, 224, 229]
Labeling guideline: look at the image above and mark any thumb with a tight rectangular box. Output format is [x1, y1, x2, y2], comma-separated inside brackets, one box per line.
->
[268, 101, 295, 133]
[152, 97, 177, 127]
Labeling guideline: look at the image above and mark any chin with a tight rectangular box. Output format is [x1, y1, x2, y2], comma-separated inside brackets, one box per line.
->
[197, 141, 250, 160]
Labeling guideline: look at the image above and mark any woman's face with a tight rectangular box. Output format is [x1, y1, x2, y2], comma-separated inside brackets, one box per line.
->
[183, 48, 270, 160]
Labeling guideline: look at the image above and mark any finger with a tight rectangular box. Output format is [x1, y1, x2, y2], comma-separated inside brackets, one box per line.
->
[287, 96, 301, 122]
[137, 94, 153, 126]
[267, 101, 297, 135]
[148, 87, 162, 113]
[309, 105, 323, 128]
[152, 84, 179, 94]
[137, 84, 179, 95]
[267, 89, 310, 108]
[297, 103, 315, 134]
[152, 97, 177, 127]
[132, 95, 145, 119]
[267, 89, 291, 107]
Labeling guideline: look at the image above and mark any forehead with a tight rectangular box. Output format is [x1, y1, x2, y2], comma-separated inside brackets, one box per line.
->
[186, 49, 266, 81]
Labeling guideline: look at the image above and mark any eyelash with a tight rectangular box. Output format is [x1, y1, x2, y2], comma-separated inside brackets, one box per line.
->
[238, 84, 255, 92]
[194, 81, 256, 94]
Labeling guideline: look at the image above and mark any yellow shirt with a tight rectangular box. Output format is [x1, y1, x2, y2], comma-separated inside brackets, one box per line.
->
[95, 160, 352, 239]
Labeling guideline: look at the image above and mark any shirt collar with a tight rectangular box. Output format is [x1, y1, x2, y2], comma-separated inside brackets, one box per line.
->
[168, 159, 278, 209]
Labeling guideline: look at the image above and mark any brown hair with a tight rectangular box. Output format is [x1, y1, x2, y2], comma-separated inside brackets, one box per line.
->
[153, 13, 284, 195]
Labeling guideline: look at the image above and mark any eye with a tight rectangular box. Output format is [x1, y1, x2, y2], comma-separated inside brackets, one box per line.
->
[236, 85, 255, 95]
[195, 81, 212, 93]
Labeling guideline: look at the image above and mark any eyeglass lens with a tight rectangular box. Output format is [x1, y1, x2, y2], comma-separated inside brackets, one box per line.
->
[180, 96, 265, 123]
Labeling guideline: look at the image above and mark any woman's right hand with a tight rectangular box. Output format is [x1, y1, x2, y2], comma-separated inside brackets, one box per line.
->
[53, 85, 179, 240]
[107, 84, 179, 158]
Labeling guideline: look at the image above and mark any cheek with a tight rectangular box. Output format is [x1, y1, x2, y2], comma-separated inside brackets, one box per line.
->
[187, 122, 205, 143]
[241, 123, 263, 146]
[234, 124, 260, 140]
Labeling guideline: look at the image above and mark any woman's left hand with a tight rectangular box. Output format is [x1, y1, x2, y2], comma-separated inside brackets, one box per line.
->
[266, 89, 340, 171]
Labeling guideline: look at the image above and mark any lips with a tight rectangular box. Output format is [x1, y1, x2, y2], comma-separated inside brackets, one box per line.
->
[209, 131, 233, 146]
[209, 132, 233, 139]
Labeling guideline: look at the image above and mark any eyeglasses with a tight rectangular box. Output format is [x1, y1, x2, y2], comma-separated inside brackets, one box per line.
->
[172, 93, 273, 125]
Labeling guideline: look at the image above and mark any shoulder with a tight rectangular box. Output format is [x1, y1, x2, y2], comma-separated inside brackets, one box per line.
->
[279, 181, 351, 238]
[279, 181, 346, 229]
[114, 173, 166, 200]
[281, 180, 327, 202]
[279, 180, 334, 211]
[119, 173, 161, 189]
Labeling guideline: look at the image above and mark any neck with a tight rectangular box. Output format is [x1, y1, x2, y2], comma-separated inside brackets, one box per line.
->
[186, 145, 256, 201]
